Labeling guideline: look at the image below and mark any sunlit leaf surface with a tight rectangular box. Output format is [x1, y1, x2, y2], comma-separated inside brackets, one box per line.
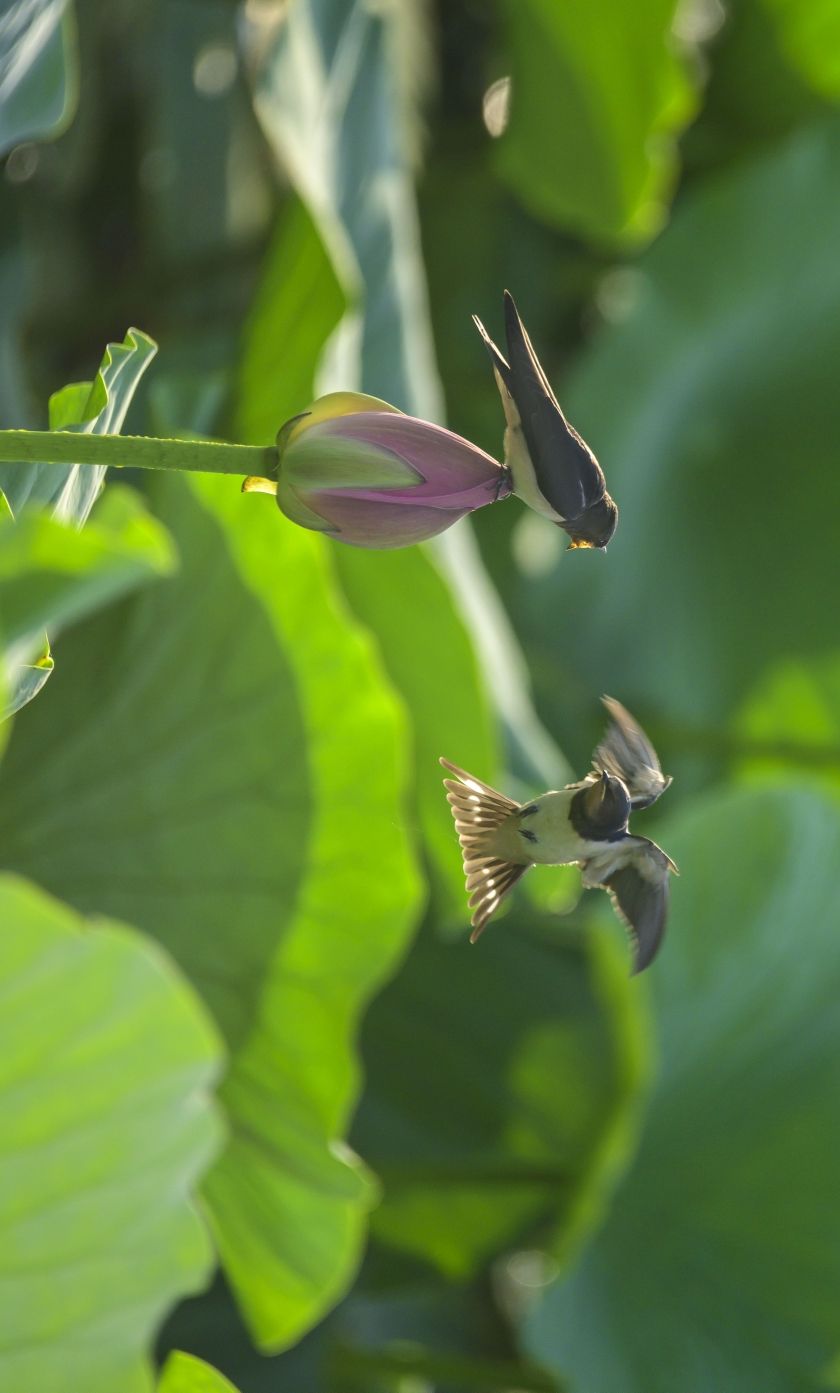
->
[0, 472, 422, 1350]
[0, 874, 222, 1393]
[158, 1351, 240, 1393]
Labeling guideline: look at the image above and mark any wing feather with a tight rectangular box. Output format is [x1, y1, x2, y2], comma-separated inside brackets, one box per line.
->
[593, 696, 671, 810]
[582, 836, 676, 974]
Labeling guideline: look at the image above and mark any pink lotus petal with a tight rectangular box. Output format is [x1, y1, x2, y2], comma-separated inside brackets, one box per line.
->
[301, 493, 472, 549]
[310, 412, 508, 495]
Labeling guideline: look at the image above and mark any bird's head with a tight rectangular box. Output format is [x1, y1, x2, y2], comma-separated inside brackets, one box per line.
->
[571, 770, 631, 839]
[565, 494, 618, 550]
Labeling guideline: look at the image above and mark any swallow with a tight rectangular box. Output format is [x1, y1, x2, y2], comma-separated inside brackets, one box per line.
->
[440, 697, 676, 973]
[472, 290, 617, 548]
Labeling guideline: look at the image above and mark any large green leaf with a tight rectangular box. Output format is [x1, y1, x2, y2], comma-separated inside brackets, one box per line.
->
[496, 0, 697, 243]
[0, 873, 222, 1393]
[0, 0, 78, 156]
[523, 784, 840, 1392]
[353, 913, 648, 1278]
[0, 484, 175, 720]
[0, 471, 422, 1350]
[512, 119, 840, 744]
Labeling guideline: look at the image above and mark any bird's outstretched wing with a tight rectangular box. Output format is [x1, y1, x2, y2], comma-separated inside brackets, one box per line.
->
[582, 837, 677, 974]
[593, 696, 672, 810]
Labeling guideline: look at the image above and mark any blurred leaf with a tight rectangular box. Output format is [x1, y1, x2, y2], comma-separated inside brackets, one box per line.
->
[333, 1339, 565, 1393]
[496, 0, 697, 243]
[513, 119, 840, 740]
[233, 194, 346, 445]
[136, 0, 271, 267]
[682, 0, 832, 177]
[0, 0, 78, 156]
[159, 1352, 239, 1393]
[0, 471, 422, 1350]
[759, 0, 840, 100]
[734, 652, 840, 789]
[0, 873, 222, 1393]
[353, 915, 648, 1278]
[158, 1272, 330, 1393]
[524, 784, 840, 1392]
[250, 0, 442, 419]
[332, 544, 497, 925]
[0, 485, 175, 719]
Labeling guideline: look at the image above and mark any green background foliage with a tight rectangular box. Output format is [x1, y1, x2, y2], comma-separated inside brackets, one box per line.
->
[2, 1, 840, 1389]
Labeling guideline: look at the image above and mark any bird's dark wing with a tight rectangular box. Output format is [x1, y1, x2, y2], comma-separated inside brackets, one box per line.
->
[593, 696, 672, 810]
[501, 290, 608, 523]
[583, 837, 676, 974]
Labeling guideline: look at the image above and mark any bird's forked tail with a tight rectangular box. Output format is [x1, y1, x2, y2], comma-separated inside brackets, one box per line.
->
[439, 758, 529, 941]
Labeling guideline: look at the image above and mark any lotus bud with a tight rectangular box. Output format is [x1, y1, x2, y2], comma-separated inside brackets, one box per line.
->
[244, 392, 511, 549]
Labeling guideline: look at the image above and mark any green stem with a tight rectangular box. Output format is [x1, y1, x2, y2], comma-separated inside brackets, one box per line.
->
[0, 430, 278, 479]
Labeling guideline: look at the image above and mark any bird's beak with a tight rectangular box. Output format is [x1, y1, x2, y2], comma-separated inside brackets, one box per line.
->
[584, 770, 610, 816]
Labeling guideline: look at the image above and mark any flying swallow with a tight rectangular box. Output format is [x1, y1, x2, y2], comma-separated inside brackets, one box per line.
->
[440, 697, 675, 973]
[473, 290, 618, 548]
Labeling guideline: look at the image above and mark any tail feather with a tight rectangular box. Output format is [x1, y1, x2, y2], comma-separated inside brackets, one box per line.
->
[439, 758, 529, 940]
[466, 861, 528, 942]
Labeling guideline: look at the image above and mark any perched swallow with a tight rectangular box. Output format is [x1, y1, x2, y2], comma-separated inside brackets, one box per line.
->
[472, 290, 617, 549]
[440, 697, 676, 973]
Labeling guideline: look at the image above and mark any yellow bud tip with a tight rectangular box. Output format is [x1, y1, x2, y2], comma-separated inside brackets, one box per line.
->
[242, 476, 278, 496]
[285, 391, 404, 446]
